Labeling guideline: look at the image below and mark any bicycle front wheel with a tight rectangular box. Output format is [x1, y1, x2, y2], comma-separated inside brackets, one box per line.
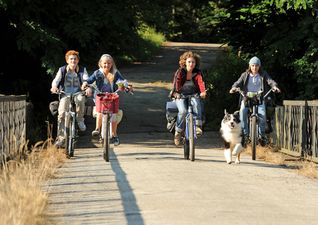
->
[188, 113, 195, 161]
[184, 138, 189, 160]
[103, 114, 110, 162]
[250, 116, 257, 160]
[69, 115, 76, 157]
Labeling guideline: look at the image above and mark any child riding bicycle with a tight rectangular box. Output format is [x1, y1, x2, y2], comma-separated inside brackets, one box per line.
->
[229, 56, 280, 146]
[171, 51, 207, 146]
[81, 54, 132, 146]
[50, 50, 90, 148]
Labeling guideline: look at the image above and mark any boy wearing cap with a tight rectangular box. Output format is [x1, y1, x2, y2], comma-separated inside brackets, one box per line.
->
[229, 56, 280, 146]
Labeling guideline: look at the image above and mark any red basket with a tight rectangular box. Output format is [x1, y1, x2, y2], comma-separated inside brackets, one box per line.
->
[95, 93, 119, 113]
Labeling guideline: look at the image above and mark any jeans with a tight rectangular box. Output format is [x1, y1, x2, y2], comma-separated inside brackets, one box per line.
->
[240, 100, 266, 137]
[175, 97, 202, 132]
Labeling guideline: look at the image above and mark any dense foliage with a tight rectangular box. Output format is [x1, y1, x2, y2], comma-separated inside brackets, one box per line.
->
[0, 0, 167, 140]
[199, 0, 318, 100]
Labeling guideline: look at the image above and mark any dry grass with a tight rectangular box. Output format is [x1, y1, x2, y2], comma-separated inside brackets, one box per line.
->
[297, 161, 318, 179]
[147, 80, 171, 88]
[0, 141, 66, 225]
[244, 144, 318, 179]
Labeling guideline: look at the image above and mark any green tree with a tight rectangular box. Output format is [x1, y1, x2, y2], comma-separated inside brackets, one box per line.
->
[202, 0, 318, 99]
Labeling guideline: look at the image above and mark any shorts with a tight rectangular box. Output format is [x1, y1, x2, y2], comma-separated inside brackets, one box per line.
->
[92, 106, 123, 124]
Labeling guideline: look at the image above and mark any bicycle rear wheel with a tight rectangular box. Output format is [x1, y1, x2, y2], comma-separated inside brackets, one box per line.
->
[250, 116, 257, 160]
[188, 113, 195, 161]
[103, 114, 110, 162]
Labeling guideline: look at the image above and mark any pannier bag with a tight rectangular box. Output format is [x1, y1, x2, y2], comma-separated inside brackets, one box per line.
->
[49, 101, 59, 116]
[166, 100, 178, 133]
[95, 93, 119, 114]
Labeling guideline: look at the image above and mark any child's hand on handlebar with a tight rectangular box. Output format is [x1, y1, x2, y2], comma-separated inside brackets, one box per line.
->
[229, 87, 239, 93]
[80, 82, 93, 96]
[81, 82, 88, 90]
[125, 84, 134, 94]
[200, 91, 207, 99]
[173, 93, 181, 99]
[50, 86, 59, 93]
[272, 86, 281, 93]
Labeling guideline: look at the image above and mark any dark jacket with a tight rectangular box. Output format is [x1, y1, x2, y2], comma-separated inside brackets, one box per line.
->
[175, 68, 206, 94]
[232, 70, 277, 94]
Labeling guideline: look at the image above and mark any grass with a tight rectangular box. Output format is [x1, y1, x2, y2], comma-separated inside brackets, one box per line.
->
[298, 161, 318, 178]
[0, 141, 66, 225]
[138, 24, 166, 48]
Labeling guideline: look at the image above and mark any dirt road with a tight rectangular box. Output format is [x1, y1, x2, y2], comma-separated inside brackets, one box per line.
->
[45, 42, 318, 225]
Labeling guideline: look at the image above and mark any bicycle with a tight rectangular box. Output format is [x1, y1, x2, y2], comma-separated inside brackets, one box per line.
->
[231, 87, 276, 160]
[180, 93, 201, 161]
[52, 90, 85, 157]
[88, 82, 132, 162]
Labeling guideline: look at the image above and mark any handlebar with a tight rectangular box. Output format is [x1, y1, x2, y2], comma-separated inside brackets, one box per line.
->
[230, 87, 278, 99]
[180, 93, 200, 99]
[84, 83, 134, 95]
[51, 90, 85, 97]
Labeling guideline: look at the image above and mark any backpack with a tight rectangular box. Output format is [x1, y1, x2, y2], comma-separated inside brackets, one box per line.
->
[168, 69, 179, 99]
[57, 65, 85, 89]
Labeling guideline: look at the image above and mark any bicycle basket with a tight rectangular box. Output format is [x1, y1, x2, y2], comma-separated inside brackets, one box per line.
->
[95, 93, 119, 113]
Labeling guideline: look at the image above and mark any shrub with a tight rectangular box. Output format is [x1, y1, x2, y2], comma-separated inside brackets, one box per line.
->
[204, 52, 246, 130]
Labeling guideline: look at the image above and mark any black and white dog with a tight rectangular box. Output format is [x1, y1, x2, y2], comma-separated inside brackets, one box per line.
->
[220, 110, 244, 164]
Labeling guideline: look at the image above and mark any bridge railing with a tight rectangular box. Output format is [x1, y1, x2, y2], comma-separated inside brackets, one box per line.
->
[0, 95, 27, 163]
[273, 100, 318, 162]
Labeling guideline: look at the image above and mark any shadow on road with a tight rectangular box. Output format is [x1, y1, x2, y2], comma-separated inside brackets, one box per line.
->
[110, 152, 145, 225]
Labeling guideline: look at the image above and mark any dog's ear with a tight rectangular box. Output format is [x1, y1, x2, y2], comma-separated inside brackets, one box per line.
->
[233, 111, 240, 122]
[224, 109, 228, 115]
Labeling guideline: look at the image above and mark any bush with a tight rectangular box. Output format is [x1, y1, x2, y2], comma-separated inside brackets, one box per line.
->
[204, 52, 246, 130]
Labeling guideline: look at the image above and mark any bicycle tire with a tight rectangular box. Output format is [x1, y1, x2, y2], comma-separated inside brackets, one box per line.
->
[184, 139, 189, 160]
[251, 116, 257, 160]
[188, 113, 195, 161]
[69, 116, 76, 157]
[103, 114, 110, 162]
[64, 116, 70, 157]
[67, 116, 74, 157]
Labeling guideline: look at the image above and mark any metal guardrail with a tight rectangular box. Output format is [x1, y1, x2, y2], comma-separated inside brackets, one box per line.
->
[0, 95, 27, 163]
[273, 100, 318, 162]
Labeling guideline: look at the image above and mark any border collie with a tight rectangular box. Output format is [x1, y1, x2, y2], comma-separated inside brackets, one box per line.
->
[220, 110, 244, 164]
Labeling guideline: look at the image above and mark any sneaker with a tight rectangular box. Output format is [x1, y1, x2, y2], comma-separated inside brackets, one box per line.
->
[54, 138, 65, 148]
[113, 136, 120, 146]
[196, 126, 203, 136]
[92, 129, 100, 137]
[259, 136, 268, 147]
[77, 121, 86, 132]
[174, 131, 182, 146]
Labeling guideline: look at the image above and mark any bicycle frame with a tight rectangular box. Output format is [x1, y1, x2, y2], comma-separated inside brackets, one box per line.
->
[87, 82, 132, 162]
[55, 90, 83, 157]
[234, 88, 273, 160]
[64, 92, 79, 157]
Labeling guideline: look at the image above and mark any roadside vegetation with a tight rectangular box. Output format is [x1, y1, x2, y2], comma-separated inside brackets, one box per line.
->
[243, 145, 318, 179]
[0, 142, 65, 225]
